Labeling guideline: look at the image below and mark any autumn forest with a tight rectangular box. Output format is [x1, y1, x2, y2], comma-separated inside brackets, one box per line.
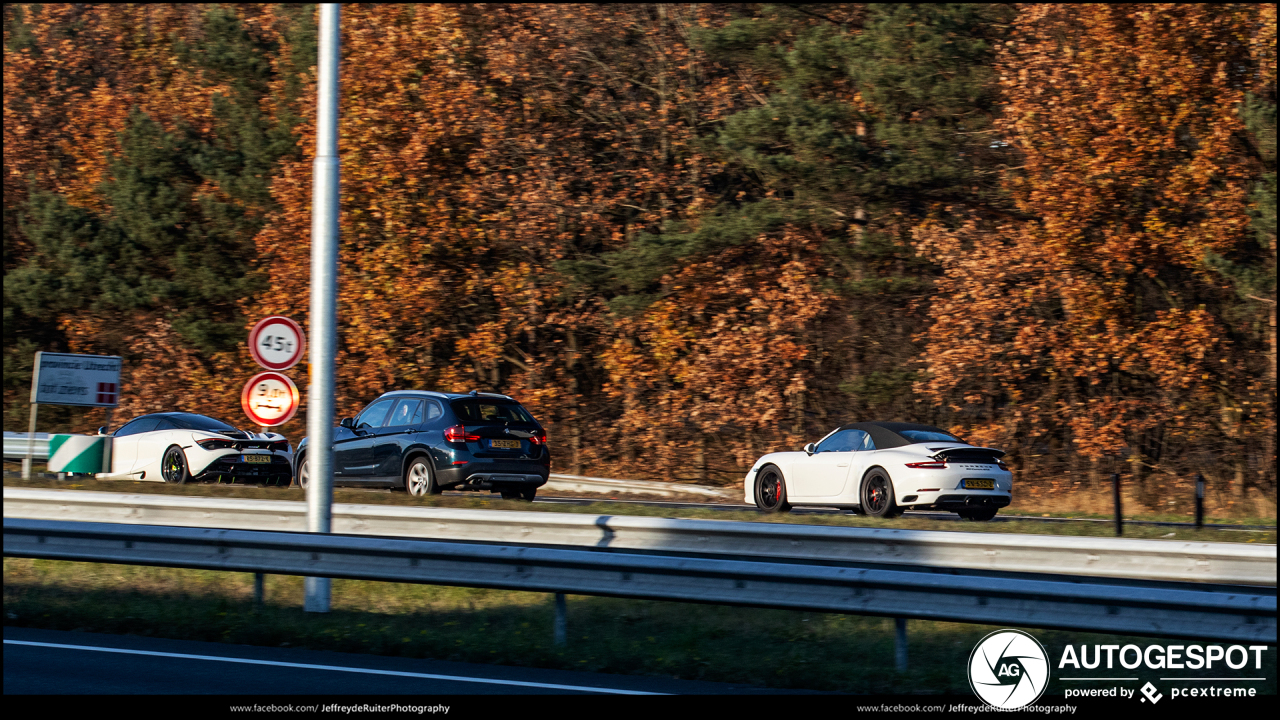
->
[3, 4, 1276, 514]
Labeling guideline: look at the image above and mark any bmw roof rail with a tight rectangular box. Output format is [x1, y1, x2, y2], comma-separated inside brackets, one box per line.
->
[468, 389, 514, 400]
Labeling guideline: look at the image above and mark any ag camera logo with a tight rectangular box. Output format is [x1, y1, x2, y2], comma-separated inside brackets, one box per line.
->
[969, 630, 1050, 709]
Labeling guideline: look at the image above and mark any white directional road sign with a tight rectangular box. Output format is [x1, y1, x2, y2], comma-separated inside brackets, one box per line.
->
[241, 372, 300, 427]
[30, 352, 122, 407]
[249, 316, 306, 371]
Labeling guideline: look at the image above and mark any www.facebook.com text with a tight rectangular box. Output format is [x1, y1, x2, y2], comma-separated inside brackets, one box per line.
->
[230, 705, 449, 714]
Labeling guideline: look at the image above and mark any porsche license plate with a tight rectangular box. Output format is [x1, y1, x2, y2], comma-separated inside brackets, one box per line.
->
[244, 455, 272, 464]
[964, 478, 995, 490]
[490, 439, 521, 449]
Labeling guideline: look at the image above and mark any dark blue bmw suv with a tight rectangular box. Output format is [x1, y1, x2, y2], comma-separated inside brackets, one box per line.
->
[294, 390, 550, 500]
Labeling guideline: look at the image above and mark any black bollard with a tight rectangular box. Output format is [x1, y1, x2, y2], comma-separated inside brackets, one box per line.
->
[1112, 472, 1122, 536]
[1195, 473, 1205, 530]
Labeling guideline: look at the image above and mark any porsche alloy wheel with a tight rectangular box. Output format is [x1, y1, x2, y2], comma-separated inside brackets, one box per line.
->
[755, 466, 792, 513]
[861, 470, 902, 518]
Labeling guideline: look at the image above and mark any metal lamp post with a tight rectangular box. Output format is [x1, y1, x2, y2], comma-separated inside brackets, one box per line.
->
[305, 3, 340, 613]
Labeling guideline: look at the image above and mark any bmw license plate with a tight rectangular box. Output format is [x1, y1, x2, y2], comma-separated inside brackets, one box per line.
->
[244, 455, 271, 464]
[964, 478, 995, 490]
[490, 439, 521, 449]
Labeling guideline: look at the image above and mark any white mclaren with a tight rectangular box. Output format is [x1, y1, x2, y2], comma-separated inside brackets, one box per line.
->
[744, 422, 1011, 520]
[97, 411, 294, 485]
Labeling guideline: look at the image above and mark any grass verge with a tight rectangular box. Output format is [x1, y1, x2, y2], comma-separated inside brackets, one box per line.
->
[6, 558, 1274, 694]
[4, 474, 1274, 544]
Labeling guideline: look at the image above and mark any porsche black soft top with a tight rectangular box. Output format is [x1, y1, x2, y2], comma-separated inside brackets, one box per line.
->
[834, 421, 964, 450]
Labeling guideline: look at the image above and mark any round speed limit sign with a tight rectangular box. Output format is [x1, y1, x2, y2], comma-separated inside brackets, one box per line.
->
[249, 316, 306, 371]
[241, 372, 301, 427]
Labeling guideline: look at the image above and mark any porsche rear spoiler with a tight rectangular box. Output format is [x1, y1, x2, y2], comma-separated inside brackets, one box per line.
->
[931, 446, 1006, 462]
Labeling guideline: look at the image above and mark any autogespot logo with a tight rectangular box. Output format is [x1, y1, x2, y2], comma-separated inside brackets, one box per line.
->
[969, 629, 1050, 709]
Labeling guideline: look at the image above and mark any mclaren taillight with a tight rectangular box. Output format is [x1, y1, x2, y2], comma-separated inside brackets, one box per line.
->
[196, 438, 237, 451]
[270, 440, 290, 452]
[905, 460, 948, 470]
[444, 425, 481, 443]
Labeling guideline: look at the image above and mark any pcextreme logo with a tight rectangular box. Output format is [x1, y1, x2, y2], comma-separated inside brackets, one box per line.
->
[969, 629, 1050, 709]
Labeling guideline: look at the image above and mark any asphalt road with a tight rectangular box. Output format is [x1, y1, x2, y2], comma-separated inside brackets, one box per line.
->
[3, 627, 789, 695]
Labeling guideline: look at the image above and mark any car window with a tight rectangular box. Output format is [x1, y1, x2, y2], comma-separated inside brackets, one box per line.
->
[424, 399, 443, 422]
[816, 429, 867, 453]
[898, 429, 961, 443]
[115, 417, 159, 437]
[450, 399, 535, 424]
[859, 432, 876, 451]
[152, 418, 177, 431]
[386, 399, 424, 427]
[167, 414, 237, 432]
[355, 398, 396, 429]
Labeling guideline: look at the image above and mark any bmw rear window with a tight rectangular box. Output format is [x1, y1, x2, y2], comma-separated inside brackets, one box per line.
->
[450, 400, 535, 424]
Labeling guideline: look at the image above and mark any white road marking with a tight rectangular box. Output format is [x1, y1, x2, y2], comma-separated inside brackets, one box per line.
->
[4, 639, 663, 694]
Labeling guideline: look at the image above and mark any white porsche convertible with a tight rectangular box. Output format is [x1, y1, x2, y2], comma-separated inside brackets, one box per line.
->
[98, 412, 294, 485]
[744, 422, 1011, 520]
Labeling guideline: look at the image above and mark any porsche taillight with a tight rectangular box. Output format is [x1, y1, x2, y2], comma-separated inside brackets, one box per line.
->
[905, 460, 948, 469]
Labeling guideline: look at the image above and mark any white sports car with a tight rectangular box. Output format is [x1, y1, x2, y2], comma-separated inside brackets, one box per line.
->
[744, 422, 1011, 520]
[97, 412, 294, 485]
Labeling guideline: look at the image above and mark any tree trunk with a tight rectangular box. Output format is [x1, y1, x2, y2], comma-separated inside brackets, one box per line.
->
[696, 432, 707, 483]
[566, 328, 581, 475]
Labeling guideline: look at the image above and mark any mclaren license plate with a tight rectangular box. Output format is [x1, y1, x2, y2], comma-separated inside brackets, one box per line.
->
[490, 439, 521, 450]
[964, 478, 995, 490]
[243, 455, 272, 464]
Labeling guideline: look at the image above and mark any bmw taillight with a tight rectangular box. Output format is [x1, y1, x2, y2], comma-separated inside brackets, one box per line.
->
[444, 425, 481, 443]
[528, 430, 548, 446]
[196, 438, 237, 450]
[905, 460, 948, 469]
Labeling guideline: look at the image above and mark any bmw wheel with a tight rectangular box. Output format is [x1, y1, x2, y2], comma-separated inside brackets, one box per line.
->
[162, 446, 189, 484]
[861, 469, 902, 518]
[754, 465, 792, 513]
[405, 457, 439, 497]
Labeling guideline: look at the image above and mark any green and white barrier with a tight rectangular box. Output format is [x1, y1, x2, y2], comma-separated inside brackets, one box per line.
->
[46, 435, 110, 474]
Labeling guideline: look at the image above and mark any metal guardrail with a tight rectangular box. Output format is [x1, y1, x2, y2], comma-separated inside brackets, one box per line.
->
[545, 473, 736, 499]
[3, 432, 49, 461]
[4, 518, 1274, 643]
[5, 487, 1275, 586]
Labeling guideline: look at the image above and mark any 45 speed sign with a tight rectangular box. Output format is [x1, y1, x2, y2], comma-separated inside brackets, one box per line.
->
[241, 372, 300, 427]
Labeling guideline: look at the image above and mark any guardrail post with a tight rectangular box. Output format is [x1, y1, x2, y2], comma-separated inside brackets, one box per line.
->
[1112, 472, 1122, 536]
[23, 403, 38, 481]
[1195, 473, 1205, 530]
[894, 617, 908, 671]
[254, 572, 265, 611]
[553, 592, 567, 646]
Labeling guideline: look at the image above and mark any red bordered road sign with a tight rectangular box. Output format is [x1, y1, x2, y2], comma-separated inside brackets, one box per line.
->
[241, 372, 300, 427]
[249, 316, 306, 371]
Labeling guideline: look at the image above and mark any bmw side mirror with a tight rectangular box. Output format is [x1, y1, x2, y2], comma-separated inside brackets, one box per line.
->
[340, 417, 355, 429]
[804, 442, 816, 455]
